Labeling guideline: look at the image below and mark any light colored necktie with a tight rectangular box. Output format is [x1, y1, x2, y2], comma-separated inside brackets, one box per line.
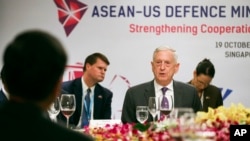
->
[81, 88, 91, 127]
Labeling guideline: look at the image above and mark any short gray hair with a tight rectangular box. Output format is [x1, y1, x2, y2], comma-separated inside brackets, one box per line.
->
[153, 45, 178, 62]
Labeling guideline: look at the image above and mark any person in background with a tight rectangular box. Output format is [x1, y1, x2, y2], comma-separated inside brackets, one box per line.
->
[0, 29, 93, 141]
[188, 58, 223, 112]
[121, 46, 202, 124]
[58, 52, 113, 128]
[0, 65, 9, 103]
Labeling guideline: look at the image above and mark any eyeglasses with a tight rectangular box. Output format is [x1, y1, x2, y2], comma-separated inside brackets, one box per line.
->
[196, 78, 210, 88]
[153, 60, 176, 68]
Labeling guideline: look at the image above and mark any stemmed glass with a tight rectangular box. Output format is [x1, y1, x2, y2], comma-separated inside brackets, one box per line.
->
[136, 106, 148, 124]
[148, 97, 158, 122]
[60, 94, 76, 128]
[158, 95, 173, 119]
[168, 108, 194, 140]
[179, 112, 197, 140]
[172, 108, 194, 119]
[48, 97, 60, 122]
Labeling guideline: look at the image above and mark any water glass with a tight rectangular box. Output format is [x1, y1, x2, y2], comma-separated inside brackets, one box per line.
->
[136, 106, 148, 124]
[48, 97, 60, 122]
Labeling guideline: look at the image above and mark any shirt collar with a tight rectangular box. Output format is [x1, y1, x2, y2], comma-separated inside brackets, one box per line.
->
[81, 77, 95, 93]
[154, 80, 174, 92]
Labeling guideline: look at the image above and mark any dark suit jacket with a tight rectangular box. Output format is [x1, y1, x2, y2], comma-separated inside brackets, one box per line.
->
[0, 89, 8, 104]
[58, 78, 113, 126]
[0, 89, 56, 121]
[188, 81, 223, 112]
[121, 80, 202, 123]
[0, 101, 93, 141]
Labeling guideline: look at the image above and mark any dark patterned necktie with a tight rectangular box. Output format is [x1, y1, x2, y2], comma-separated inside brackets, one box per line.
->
[160, 87, 169, 119]
[161, 87, 169, 108]
[85, 88, 91, 114]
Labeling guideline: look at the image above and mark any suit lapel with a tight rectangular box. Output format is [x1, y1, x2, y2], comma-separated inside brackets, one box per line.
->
[202, 88, 209, 111]
[173, 81, 182, 107]
[72, 78, 83, 124]
[143, 81, 155, 104]
[93, 84, 104, 118]
[143, 81, 155, 121]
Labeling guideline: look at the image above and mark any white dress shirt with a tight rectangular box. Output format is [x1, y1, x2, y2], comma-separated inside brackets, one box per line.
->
[76, 78, 95, 127]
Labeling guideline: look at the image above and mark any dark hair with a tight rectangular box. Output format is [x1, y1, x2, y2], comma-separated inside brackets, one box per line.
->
[3, 30, 67, 101]
[195, 58, 215, 78]
[83, 52, 110, 71]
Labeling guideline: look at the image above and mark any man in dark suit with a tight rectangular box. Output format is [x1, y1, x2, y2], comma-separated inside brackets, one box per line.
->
[188, 58, 223, 112]
[0, 30, 93, 141]
[121, 46, 202, 124]
[58, 53, 113, 128]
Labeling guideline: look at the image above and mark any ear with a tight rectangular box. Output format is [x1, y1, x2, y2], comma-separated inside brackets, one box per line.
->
[174, 63, 180, 74]
[193, 70, 197, 77]
[46, 78, 62, 107]
[151, 61, 154, 71]
[86, 63, 91, 70]
[53, 78, 62, 98]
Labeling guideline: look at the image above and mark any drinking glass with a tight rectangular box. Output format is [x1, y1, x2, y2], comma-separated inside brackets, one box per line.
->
[148, 97, 158, 122]
[168, 108, 194, 140]
[179, 112, 197, 141]
[158, 95, 173, 119]
[60, 94, 76, 128]
[48, 97, 60, 122]
[136, 106, 148, 124]
[170, 108, 194, 119]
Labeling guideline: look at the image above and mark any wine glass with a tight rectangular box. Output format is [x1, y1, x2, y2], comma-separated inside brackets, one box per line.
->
[136, 106, 148, 124]
[148, 97, 158, 122]
[48, 97, 60, 122]
[173, 108, 194, 119]
[168, 108, 194, 140]
[158, 95, 173, 120]
[179, 112, 197, 141]
[60, 94, 76, 128]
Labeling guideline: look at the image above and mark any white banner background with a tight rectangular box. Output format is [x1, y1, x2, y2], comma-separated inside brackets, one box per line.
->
[1, 0, 249, 119]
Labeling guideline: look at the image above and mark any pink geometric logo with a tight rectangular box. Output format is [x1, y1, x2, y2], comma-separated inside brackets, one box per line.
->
[64, 62, 83, 81]
[54, 0, 88, 36]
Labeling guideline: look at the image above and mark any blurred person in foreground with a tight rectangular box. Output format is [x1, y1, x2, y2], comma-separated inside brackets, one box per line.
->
[0, 30, 93, 141]
[0, 65, 9, 104]
[121, 45, 202, 124]
[0, 64, 51, 119]
[188, 58, 223, 112]
[58, 52, 113, 128]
